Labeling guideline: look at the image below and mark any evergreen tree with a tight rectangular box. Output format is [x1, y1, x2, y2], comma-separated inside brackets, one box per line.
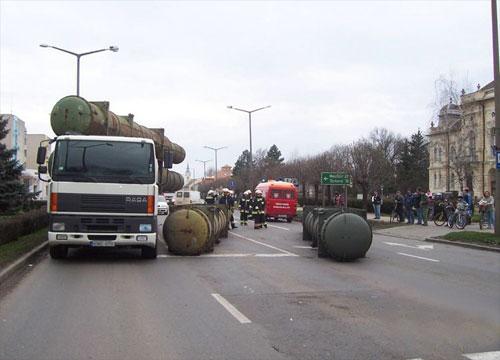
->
[264, 144, 284, 167]
[232, 149, 252, 177]
[396, 139, 413, 191]
[408, 130, 429, 190]
[0, 117, 27, 213]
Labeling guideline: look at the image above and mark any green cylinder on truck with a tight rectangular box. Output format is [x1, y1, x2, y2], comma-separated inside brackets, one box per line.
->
[50, 95, 186, 192]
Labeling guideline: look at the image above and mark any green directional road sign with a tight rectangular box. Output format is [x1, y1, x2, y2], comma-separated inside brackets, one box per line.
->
[321, 172, 351, 185]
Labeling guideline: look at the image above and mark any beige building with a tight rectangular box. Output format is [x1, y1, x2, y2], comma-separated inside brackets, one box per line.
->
[0, 114, 27, 165]
[428, 81, 496, 196]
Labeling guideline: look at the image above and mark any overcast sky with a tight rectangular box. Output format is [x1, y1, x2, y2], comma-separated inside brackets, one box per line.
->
[0, 0, 495, 177]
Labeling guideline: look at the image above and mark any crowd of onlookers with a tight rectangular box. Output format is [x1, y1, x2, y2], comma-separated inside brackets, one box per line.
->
[371, 187, 495, 229]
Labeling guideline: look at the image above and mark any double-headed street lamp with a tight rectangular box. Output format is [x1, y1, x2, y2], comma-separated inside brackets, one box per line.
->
[40, 44, 119, 97]
[204, 146, 227, 183]
[196, 159, 212, 178]
[227, 105, 271, 167]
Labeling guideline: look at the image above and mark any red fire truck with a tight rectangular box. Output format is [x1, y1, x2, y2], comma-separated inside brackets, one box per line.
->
[255, 181, 298, 223]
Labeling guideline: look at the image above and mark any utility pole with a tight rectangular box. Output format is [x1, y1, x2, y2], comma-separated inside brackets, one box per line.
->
[227, 105, 271, 167]
[491, 0, 500, 235]
[204, 146, 227, 183]
[196, 159, 211, 178]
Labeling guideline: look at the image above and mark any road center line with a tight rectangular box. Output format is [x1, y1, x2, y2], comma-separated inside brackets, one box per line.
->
[267, 224, 290, 231]
[383, 241, 433, 251]
[463, 351, 500, 360]
[211, 293, 251, 324]
[229, 231, 299, 256]
[157, 253, 296, 258]
[397, 252, 440, 263]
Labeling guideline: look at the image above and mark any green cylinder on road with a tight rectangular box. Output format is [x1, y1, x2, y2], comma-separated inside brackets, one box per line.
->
[321, 212, 372, 261]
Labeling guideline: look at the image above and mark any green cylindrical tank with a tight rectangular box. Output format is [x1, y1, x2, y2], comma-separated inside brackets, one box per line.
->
[163, 207, 213, 255]
[50, 95, 186, 164]
[321, 212, 372, 261]
[159, 170, 184, 193]
[304, 211, 320, 246]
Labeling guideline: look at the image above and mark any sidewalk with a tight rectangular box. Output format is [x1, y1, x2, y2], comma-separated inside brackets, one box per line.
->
[370, 216, 493, 241]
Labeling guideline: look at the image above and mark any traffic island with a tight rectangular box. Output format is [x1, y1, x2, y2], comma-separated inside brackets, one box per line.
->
[426, 231, 500, 253]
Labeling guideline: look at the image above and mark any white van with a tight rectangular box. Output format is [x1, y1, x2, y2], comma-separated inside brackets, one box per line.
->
[174, 190, 203, 205]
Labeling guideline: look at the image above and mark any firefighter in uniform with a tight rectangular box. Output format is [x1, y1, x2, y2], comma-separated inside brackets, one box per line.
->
[219, 188, 237, 229]
[239, 190, 252, 226]
[205, 190, 216, 204]
[253, 189, 267, 229]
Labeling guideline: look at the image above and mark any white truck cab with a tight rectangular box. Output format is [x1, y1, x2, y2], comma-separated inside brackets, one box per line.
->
[39, 135, 161, 259]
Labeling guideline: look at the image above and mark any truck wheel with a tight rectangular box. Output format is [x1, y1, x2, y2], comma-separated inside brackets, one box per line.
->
[141, 245, 157, 259]
[49, 245, 68, 259]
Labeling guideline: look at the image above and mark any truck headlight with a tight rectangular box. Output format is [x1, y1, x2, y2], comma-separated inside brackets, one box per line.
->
[139, 224, 152, 232]
[52, 222, 65, 231]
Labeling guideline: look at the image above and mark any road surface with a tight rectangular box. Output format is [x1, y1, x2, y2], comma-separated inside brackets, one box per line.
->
[1, 216, 499, 360]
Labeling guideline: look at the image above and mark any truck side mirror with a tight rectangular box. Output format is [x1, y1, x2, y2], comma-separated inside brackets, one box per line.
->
[37, 146, 47, 165]
[164, 150, 173, 169]
[38, 165, 47, 174]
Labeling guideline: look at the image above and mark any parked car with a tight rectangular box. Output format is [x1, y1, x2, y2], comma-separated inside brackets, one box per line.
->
[164, 192, 176, 205]
[157, 195, 169, 215]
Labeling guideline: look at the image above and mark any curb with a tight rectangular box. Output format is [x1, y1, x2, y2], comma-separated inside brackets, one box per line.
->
[425, 237, 500, 253]
[0, 241, 48, 284]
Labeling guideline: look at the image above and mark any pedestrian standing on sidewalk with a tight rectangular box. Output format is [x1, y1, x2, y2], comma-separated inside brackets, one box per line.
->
[394, 190, 405, 222]
[478, 191, 495, 229]
[418, 187, 429, 226]
[404, 189, 414, 224]
[415, 188, 423, 225]
[372, 191, 381, 219]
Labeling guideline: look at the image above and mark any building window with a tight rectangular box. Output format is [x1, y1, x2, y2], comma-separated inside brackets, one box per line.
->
[439, 173, 442, 187]
[450, 145, 456, 161]
[434, 147, 437, 161]
[438, 147, 442, 162]
[451, 173, 455, 187]
[434, 173, 437, 187]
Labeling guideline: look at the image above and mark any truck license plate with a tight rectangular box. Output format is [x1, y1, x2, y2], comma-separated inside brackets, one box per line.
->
[90, 241, 115, 247]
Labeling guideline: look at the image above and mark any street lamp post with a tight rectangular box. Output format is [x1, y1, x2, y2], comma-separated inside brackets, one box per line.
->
[204, 146, 227, 183]
[196, 159, 212, 178]
[40, 44, 119, 97]
[227, 105, 271, 167]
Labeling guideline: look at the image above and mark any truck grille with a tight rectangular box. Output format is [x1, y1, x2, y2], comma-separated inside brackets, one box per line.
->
[81, 194, 125, 212]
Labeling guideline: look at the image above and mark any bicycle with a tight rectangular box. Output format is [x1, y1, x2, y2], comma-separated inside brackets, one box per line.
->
[478, 204, 489, 230]
[390, 207, 402, 223]
[447, 207, 468, 229]
[433, 201, 453, 226]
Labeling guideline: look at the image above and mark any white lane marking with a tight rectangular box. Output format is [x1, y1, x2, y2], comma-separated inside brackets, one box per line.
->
[158, 253, 296, 258]
[211, 293, 251, 324]
[463, 351, 500, 360]
[293, 245, 314, 249]
[229, 231, 299, 256]
[406, 358, 424, 360]
[267, 224, 290, 231]
[397, 252, 440, 263]
[384, 242, 434, 251]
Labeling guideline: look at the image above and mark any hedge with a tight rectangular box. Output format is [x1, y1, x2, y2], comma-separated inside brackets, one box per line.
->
[0, 207, 48, 245]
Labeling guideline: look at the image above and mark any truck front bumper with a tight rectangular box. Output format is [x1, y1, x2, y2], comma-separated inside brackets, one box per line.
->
[48, 232, 156, 248]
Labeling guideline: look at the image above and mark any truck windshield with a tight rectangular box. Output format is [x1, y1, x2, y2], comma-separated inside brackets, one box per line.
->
[52, 140, 155, 184]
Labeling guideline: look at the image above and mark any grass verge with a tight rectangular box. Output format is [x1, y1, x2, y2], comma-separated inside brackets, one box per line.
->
[0, 227, 47, 269]
[438, 231, 500, 247]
